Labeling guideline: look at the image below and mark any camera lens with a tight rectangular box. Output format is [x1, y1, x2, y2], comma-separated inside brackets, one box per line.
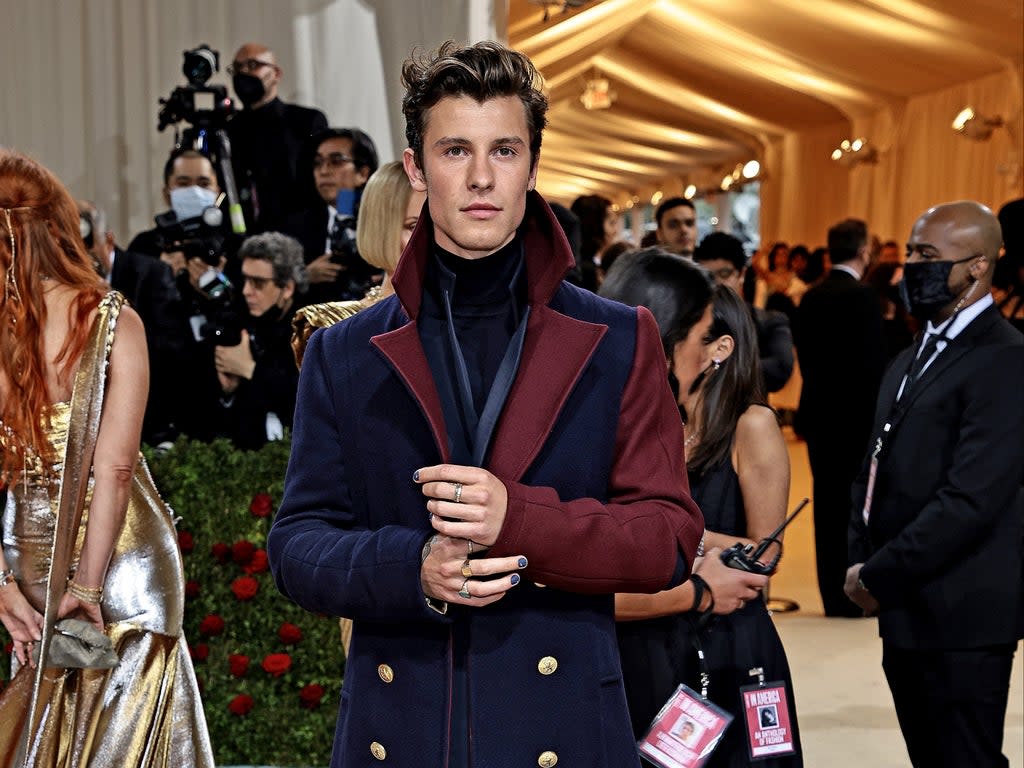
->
[182, 45, 218, 86]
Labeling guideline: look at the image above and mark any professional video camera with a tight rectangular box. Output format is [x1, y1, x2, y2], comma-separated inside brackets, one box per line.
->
[157, 45, 233, 135]
[157, 45, 246, 236]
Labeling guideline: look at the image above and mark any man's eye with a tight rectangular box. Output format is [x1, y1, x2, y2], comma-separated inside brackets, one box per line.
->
[445, 147, 467, 157]
[495, 146, 517, 157]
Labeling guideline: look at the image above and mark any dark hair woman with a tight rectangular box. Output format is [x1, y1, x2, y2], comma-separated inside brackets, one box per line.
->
[571, 194, 619, 291]
[603, 269, 803, 765]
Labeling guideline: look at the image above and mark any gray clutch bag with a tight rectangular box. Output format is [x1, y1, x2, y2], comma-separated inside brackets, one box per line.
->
[32, 618, 119, 669]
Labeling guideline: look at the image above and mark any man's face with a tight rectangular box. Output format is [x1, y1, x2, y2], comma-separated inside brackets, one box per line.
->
[314, 137, 370, 205]
[403, 94, 537, 260]
[699, 258, 744, 293]
[906, 213, 982, 311]
[657, 204, 697, 255]
[164, 156, 220, 205]
[231, 44, 280, 106]
[241, 257, 292, 317]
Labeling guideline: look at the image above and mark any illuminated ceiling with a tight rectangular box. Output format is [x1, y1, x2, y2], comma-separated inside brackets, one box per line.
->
[509, 0, 1024, 205]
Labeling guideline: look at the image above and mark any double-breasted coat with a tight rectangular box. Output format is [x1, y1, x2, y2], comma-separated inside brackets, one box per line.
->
[268, 192, 704, 767]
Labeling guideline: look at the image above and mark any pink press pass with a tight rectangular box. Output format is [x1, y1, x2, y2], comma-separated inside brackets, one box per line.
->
[638, 684, 732, 768]
[740, 682, 797, 760]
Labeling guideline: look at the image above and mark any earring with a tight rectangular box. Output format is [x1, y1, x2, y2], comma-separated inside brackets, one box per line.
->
[711, 359, 721, 371]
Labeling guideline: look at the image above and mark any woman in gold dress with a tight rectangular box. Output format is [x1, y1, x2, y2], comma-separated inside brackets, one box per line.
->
[0, 150, 213, 766]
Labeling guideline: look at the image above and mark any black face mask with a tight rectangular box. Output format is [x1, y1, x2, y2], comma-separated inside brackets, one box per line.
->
[899, 256, 974, 320]
[232, 73, 266, 107]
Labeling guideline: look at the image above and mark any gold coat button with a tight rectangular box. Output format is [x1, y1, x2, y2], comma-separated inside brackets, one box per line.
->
[537, 656, 558, 675]
[370, 741, 387, 760]
[377, 663, 394, 683]
[538, 750, 558, 767]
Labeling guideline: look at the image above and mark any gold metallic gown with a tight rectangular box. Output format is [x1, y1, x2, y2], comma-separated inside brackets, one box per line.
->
[0, 294, 214, 767]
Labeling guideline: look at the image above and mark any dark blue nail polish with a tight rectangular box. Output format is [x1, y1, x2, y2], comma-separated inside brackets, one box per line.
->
[517, 557, 528, 568]
[413, 470, 420, 481]
[510, 573, 520, 585]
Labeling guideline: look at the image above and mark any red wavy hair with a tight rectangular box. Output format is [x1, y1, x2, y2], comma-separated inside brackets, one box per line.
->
[0, 150, 104, 484]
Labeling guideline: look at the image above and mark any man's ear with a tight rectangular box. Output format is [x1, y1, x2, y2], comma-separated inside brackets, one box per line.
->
[527, 152, 540, 192]
[403, 148, 427, 193]
[969, 254, 989, 279]
[162, 186, 171, 208]
[355, 166, 372, 188]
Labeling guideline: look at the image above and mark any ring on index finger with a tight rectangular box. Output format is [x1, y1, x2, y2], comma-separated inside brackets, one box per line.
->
[459, 579, 472, 599]
[452, 482, 463, 504]
[461, 559, 473, 578]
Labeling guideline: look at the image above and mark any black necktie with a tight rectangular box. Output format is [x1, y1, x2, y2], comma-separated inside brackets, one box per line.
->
[904, 332, 941, 394]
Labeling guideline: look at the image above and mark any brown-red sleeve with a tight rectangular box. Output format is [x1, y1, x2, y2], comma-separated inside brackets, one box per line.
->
[490, 306, 704, 593]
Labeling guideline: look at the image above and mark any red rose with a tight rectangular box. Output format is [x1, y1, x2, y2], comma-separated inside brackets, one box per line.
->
[231, 576, 259, 601]
[249, 492, 273, 518]
[190, 643, 209, 662]
[229, 654, 250, 678]
[231, 577, 260, 602]
[199, 614, 225, 637]
[278, 622, 302, 644]
[211, 542, 230, 564]
[185, 580, 201, 600]
[228, 694, 254, 716]
[243, 549, 269, 575]
[299, 683, 325, 709]
[177, 530, 194, 553]
[262, 653, 292, 677]
[232, 540, 256, 566]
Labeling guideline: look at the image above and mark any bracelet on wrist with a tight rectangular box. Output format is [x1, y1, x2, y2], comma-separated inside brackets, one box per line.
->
[696, 531, 706, 558]
[689, 573, 715, 614]
[67, 580, 103, 605]
[0, 568, 16, 588]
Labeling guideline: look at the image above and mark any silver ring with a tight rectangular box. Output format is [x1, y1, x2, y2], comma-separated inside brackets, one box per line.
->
[459, 579, 472, 599]
[453, 482, 463, 504]
[467, 539, 474, 555]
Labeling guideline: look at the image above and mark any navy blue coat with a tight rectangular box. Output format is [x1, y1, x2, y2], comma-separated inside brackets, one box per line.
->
[268, 193, 703, 767]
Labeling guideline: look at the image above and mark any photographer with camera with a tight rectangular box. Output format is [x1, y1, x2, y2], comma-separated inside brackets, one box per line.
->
[226, 42, 328, 234]
[285, 127, 380, 305]
[203, 232, 308, 450]
[78, 200, 186, 447]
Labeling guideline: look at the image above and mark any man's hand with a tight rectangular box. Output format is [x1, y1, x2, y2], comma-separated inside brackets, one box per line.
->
[420, 534, 527, 607]
[160, 249, 187, 275]
[215, 330, 256, 380]
[844, 563, 880, 616]
[307, 253, 343, 284]
[415, 464, 508, 547]
[694, 549, 769, 614]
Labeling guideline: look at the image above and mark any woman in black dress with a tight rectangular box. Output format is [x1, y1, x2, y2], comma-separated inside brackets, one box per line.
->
[603, 260, 802, 766]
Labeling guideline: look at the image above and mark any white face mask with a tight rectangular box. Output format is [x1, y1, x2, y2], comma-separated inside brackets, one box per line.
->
[170, 185, 218, 222]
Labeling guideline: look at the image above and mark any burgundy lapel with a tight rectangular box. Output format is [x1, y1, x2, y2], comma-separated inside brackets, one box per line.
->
[371, 322, 451, 463]
[487, 305, 607, 481]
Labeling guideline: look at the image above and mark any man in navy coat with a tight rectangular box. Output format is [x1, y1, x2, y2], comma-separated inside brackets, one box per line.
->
[268, 41, 703, 767]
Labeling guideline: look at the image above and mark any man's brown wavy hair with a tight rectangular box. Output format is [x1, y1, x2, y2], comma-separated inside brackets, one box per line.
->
[0, 150, 104, 484]
[401, 40, 548, 171]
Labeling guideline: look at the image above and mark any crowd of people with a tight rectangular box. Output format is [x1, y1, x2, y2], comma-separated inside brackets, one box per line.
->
[0, 36, 1021, 768]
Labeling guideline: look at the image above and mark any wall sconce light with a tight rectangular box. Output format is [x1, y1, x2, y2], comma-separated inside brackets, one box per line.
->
[952, 107, 1003, 141]
[683, 184, 697, 200]
[580, 77, 616, 110]
[650, 190, 663, 206]
[830, 138, 878, 166]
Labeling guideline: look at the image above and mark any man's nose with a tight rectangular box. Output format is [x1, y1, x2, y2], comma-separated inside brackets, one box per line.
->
[468, 155, 494, 191]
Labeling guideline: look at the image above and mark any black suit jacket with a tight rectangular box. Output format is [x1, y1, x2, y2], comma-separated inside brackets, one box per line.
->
[109, 247, 187, 444]
[794, 268, 885, 441]
[849, 304, 1024, 649]
[227, 98, 328, 233]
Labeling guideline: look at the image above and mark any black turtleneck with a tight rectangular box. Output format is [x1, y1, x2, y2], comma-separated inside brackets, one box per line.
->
[422, 237, 527, 418]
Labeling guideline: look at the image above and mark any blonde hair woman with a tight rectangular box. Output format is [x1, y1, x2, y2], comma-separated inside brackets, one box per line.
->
[292, 161, 425, 366]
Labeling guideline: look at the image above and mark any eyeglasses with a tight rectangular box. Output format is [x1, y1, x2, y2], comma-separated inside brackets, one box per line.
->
[241, 274, 275, 290]
[226, 58, 276, 76]
[313, 153, 355, 170]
